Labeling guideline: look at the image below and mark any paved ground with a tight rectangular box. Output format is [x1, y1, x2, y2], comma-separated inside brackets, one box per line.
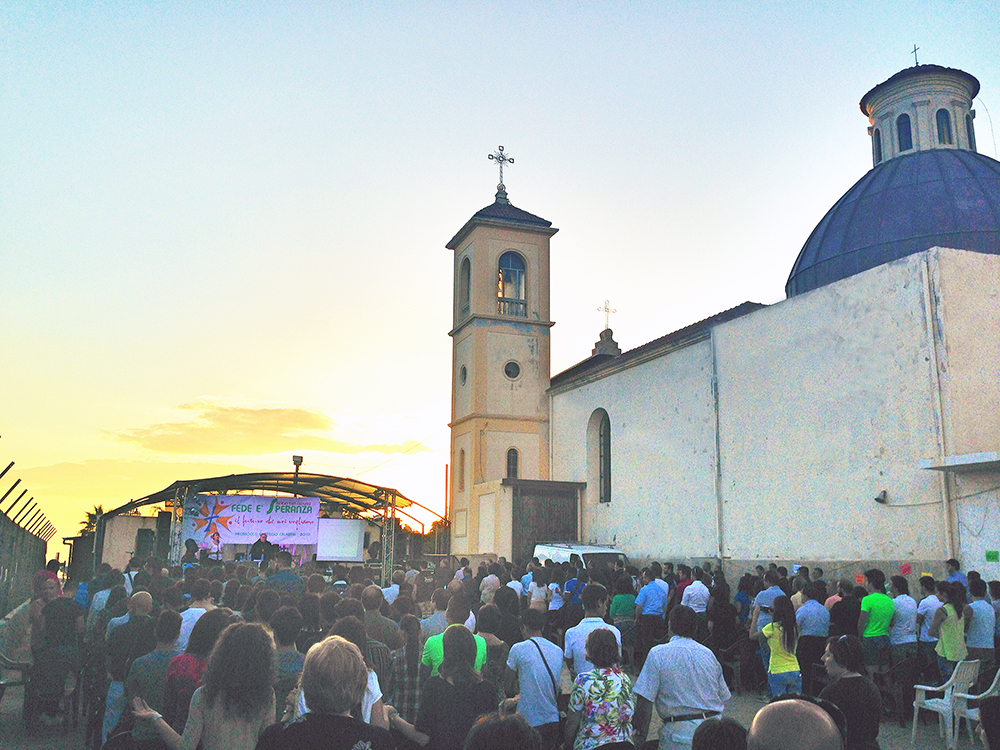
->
[0, 674, 982, 750]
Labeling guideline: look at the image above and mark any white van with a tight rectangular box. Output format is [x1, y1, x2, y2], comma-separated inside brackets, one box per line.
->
[531, 542, 628, 570]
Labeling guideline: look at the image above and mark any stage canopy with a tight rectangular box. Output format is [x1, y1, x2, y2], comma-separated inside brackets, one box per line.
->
[102, 471, 443, 532]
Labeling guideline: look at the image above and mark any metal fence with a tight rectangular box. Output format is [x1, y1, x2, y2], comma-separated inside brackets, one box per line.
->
[0, 511, 46, 618]
[0, 458, 54, 618]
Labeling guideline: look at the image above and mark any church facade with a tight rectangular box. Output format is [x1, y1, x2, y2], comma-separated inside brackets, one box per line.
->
[447, 65, 1000, 579]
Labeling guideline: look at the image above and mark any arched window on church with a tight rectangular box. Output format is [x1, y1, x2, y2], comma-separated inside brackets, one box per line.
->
[872, 128, 883, 165]
[458, 449, 465, 491]
[587, 408, 611, 504]
[897, 114, 913, 152]
[506, 448, 519, 479]
[458, 257, 471, 318]
[937, 109, 953, 145]
[967, 114, 977, 152]
[497, 251, 527, 317]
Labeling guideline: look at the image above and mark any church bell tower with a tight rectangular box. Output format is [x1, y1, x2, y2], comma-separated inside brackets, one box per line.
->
[446, 147, 558, 556]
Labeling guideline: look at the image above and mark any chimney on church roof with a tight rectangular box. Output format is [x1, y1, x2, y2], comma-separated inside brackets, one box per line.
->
[592, 329, 621, 357]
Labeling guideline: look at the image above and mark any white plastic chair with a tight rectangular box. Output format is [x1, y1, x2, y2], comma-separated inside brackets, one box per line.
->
[954, 666, 1000, 745]
[912, 659, 980, 749]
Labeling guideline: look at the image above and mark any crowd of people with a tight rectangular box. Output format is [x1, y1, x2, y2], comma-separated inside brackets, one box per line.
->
[20, 552, 1000, 750]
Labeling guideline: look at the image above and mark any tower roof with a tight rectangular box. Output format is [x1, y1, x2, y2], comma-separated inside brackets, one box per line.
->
[446, 187, 555, 249]
[785, 149, 1000, 297]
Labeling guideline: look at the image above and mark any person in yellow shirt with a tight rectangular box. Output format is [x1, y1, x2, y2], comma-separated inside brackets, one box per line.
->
[752, 595, 801, 696]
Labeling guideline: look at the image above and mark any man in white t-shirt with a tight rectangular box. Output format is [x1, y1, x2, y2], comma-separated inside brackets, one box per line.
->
[563, 584, 621, 678]
[176, 578, 215, 650]
[507, 608, 564, 750]
[916, 575, 943, 681]
[381, 569, 404, 605]
[680, 570, 710, 614]
[888, 575, 918, 662]
[967, 578, 996, 683]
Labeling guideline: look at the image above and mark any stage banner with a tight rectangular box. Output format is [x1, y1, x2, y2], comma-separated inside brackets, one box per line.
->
[182, 494, 320, 548]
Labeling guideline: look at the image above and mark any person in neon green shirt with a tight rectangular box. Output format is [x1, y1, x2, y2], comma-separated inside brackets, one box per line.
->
[420, 597, 487, 678]
[857, 568, 894, 667]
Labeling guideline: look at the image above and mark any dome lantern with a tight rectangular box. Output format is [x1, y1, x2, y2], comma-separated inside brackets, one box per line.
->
[860, 64, 980, 167]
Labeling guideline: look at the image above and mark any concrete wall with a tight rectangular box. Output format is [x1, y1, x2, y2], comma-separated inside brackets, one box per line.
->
[550, 338, 719, 559]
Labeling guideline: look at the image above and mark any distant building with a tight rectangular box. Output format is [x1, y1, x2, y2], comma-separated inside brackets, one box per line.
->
[448, 64, 1000, 578]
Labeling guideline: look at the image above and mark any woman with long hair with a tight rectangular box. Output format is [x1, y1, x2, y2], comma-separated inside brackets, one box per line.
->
[161, 607, 234, 731]
[491, 586, 523, 648]
[296, 593, 326, 654]
[929, 581, 972, 680]
[547, 566, 566, 640]
[609, 575, 637, 667]
[752, 594, 801, 696]
[528, 567, 551, 612]
[734, 574, 756, 624]
[474, 604, 512, 705]
[818, 635, 883, 750]
[387, 625, 498, 750]
[388, 614, 424, 726]
[221, 579, 241, 609]
[134, 621, 275, 750]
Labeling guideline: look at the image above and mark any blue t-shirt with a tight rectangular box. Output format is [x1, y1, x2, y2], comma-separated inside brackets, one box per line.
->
[947, 571, 969, 591]
[753, 586, 785, 630]
[521, 572, 533, 593]
[795, 599, 831, 637]
[635, 581, 668, 617]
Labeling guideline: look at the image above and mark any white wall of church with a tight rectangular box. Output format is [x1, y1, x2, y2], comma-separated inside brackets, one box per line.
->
[548, 249, 1000, 569]
[932, 249, 1000, 578]
[715, 253, 947, 562]
[933, 249, 1000, 454]
[550, 339, 719, 560]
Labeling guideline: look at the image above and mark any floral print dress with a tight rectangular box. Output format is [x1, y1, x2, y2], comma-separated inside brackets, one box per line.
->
[568, 666, 635, 750]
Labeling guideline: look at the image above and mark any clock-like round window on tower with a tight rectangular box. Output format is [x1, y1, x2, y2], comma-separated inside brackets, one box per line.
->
[459, 365, 467, 385]
[504, 361, 521, 380]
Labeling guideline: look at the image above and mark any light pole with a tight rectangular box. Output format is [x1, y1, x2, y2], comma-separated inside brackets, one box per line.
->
[292, 455, 303, 497]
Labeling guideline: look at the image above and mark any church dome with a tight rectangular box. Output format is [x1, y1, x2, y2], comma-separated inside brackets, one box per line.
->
[786, 63, 999, 298]
[785, 149, 1000, 297]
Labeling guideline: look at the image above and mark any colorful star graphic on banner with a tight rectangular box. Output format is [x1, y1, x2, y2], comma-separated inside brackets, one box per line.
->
[194, 496, 234, 539]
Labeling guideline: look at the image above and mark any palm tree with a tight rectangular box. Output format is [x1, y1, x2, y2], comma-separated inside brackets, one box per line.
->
[79, 504, 105, 534]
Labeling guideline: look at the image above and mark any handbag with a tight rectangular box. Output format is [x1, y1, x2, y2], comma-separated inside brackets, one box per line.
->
[530, 637, 568, 723]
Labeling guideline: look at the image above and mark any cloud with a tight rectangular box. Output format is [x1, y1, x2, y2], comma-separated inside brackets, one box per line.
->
[109, 399, 431, 456]
[18, 458, 264, 500]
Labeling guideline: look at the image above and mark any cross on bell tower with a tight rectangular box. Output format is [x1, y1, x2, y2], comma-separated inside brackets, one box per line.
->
[488, 145, 514, 190]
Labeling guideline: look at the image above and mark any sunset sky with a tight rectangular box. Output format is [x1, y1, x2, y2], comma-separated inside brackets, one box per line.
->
[3, 2, 998, 554]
